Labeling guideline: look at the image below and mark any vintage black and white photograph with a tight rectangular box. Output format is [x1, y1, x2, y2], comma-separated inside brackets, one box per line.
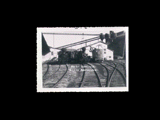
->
[37, 27, 129, 92]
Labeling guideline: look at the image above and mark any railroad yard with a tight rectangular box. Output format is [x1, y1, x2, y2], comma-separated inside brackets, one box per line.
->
[42, 60, 126, 88]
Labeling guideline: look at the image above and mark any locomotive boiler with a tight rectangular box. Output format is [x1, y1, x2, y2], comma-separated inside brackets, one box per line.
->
[92, 48, 104, 62]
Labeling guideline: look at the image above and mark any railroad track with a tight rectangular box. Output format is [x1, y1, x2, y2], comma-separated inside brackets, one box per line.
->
[43, 64, 61, 80]
[42, 64, 49, 78]
[98, 63, 110, 87]
[107, 62, 118, 87]
[78, 64, 85, 87]
[42, 61, 126, 88]
[113, 61, 126, 77]
[87, 63, 102, 87]
[79, 63, 102, 87]
[52, 64, 68, 88]
[102, 61, 126, 87]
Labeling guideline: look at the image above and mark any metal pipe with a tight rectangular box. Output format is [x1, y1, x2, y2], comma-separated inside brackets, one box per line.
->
[55, 37, 99, 49]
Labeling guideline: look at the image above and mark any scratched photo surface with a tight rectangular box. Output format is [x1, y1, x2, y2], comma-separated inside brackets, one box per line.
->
[37, 27, 129, 92]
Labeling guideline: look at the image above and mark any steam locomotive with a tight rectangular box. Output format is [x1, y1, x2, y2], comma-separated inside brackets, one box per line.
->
[58, 47, 90, 64]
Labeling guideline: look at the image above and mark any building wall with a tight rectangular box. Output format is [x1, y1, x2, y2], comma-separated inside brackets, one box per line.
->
[42, 52, 51, 63]
[42, 49, 60, 63]
[85, 48, 92, 57]
[86, 42, 114, 61]
[50, 49, 60, 58]
[108, 36, 125, 57]
[104, 49, 114, 60]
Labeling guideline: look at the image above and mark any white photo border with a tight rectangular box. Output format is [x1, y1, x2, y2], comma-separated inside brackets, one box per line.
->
[36, 27, 129, 92]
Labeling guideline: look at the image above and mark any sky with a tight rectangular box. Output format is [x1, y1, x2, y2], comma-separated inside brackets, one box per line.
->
[40, 27, 128, 49]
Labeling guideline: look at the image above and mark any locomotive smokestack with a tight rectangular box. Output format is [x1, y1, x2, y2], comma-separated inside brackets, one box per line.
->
[105, 33, 109, 43]
[99, 33, 104, 42]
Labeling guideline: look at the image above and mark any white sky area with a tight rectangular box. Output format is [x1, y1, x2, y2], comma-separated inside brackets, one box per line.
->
[41, 27, 127, 49]
[43, 34, 95, 48]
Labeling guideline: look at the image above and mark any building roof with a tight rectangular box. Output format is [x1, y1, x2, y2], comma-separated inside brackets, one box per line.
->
[88, 41, 108, 48]
[89, 41, 113, 52]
